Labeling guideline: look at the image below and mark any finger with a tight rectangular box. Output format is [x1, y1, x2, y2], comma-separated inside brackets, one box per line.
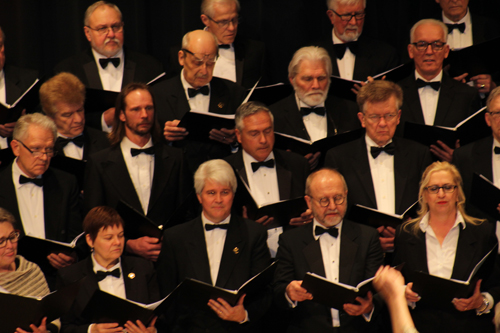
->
[262, 217, 274, 226]
[148, 317, 158, 328]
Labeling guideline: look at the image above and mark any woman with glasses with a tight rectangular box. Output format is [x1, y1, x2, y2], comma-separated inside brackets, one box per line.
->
[0, 207, 59, 333]
[393, 161, 499, 333]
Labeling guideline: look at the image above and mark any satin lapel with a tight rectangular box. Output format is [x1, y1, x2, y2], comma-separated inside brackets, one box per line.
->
[323, 42, 340, 77]
[352, 138, 377, 207]
[233, 151, 248, 185]
[394, 139, 409, 213]
[216, 216, 246, 288]
[338, 221, 358, 284]
[275, 151, 292, 200]
[208, 79, 231, 115]
[121, 258, 140, 301]
[187, 218, 213, 284]
[352, 39, 372, 80]
[325, 99, 338, 137]
[474, 137, 494, 180]
[234, 40, 244, 86]
[148, 144, 174, 214]
[303, 224, 326, 277]
[283, 96, 311, 140]
[407, 231, 429, 273]
[452, 226, 478, 280]
[0, 166, 22, 235]
[122, 55, 136, 88]
[403, 75, 425, 124]
[83, 58, 103, 89]
[4, 77, 22, 105]
[42, 169, 63, 240]
[170, 77, 191, 119]
[82, 258, 100, 302]
[434, 75, 454, 125]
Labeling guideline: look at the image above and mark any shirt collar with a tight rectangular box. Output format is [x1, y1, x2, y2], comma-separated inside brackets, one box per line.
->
[91, 47, 124, 61]
[365, 133, 392, 149]
[442, 7, 470, 25]
[295, 93, 326, 109]
[120, 136, 153, 152]
[57, 132, 84, 140]
[313, 218, 343, 240]
[415, 70, 443, 83]
[12, 157, 43, 188]
[242, 148, 274, 165]
[180, 68, 210, 94]
[202, 213, 231, 227]
[92, 253, 122, 273]
[332, 29, 359, 44]
[419, 211, 466, 233]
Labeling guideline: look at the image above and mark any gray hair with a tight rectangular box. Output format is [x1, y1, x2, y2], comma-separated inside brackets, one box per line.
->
[194, 159, 237, 194]
[305, 168, 348, 196]
[410, 19, 448, 43]
[84, 1, 122, 26]
[13, 113, 57, 142]
[487, 87, 500, 110]
[181, 30, 219, 52]
[235, 101, 274, 131]
[288, 46, 332, 79]
[0, 207, 15, 227]
[201, 0, 240, 17]
[326, 0, 366, 10]
[357, 80, 403, 113]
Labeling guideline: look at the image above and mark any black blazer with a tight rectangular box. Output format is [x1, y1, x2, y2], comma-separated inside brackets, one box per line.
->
[396, 72, 480, 136]
[157, 215, 272, 332]
[56, 255, 160, 333]
[269, 94, 360, 141]
[84, 141, 191, 227]
[393, 221, 499, 333]
[4, 64, 39, 106]
[274, 220, 384, 332]
[314, 35, 400, 81]
[324, 136, 433, 215]
[53, 127, 110, 161]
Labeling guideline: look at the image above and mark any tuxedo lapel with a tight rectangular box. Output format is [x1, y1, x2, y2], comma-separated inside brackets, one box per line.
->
[0, 165, 22, 234]
[216, 216, 246, 288]
[186, 218, 213, 284]
[325, 98, 339, 137]
[281, 95, 311, 140]
[352, 138, 377, 207]
[322, 42, 341, 77]
[83, 50, 103, 89]
[394, 138, 410, 213]
[43, 169, 64, 240]
[352, 38, 373, 80]
[148, 144, 175, 214]
[452, 226, 479, 280]
[208, 79, 232, 115]
[474, 137, 494, 180]
[403, 74, 426, 124]
[434, 75, 454, 125]
[407, 231, 429, 273]
[234, 41, 244, 86]
[339, 221, 358, 284]
[169, 76, 191, 119]
[274, 151, 292, 200]
[303, 225, 326, 277]
[82, 258, 100, 303]
[122, 257, 141, 301]
[4, 76, 22, 105]
[122, 53, 136, 88]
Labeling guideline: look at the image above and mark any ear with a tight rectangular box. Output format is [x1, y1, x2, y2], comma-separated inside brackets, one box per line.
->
[304, 195, 312, 210]
[443, 44, 450, 59]
[118, 109, 126, 123]
[485, 112, 492, 128]
[357, 112, 366, 128]
[178, 50, 185, 67]
[396, 109, 402, 126]
[11, 140, 20, 157]
[201, 14, 210, 28]
[408, 44, 415, 60]
[235, 128, 242, 144]
[326, 10, 335, 25]
[84, 26, 92, 43]
[85, 233, 94, 248]
[288, 76, 295, 86]
[196, 193, 203, 204]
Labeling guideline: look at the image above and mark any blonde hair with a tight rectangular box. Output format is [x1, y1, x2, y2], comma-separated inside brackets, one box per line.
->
[40, 72, 86, 118]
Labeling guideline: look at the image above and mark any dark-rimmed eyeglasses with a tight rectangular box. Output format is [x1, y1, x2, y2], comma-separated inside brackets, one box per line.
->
[425, 184, 457, 194]
[86, 22, 124, 35]
[17, 140, 55, 158]
[182, 49, 218, 66]
[206, 15, 240, 29]
[411, 41, 446, 52]
[0, 231, 20, 248]
[329, 9, 366, 22]
[487, 111, 500, 119]
[310, 195, 346, 207]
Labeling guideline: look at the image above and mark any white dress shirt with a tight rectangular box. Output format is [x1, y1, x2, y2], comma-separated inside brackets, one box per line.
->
[213, 44, 237, 83]
[491, 139, 500, 252]
[0, 69, 9, 149]
[12, 159, 45, 238]
[202, 213, 230, 285]
[365, 135, 396, 214]
[120, 137, 154, 214]
[297, 95, 327, 142]
[416, 70, 442, 125]
[442, 9, 473, 50]
[57, 133, 84, 160]
[180, 69, 210, 113]
[91, 254, 126, 299]
[92, 48, 124, 92]
[332, 32, 356, 80]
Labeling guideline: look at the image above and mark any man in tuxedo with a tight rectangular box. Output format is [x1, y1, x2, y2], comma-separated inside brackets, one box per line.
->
[324, 80, 432, 252]
[84, 83, 191, 261]
[270, 46, 359, 169]
[157, 159, 272, 332]
[315, 0, 399, 81]
[0, 26, 39, 150]
[225, 101, 310, 257]
[152, 29, 246, 173]
[396, 18, 480, 161]
[274, 168, 383, 332]
[0, 113, 82, 270]
[40, 72, 110, 162]
[54, 1, 163, 131]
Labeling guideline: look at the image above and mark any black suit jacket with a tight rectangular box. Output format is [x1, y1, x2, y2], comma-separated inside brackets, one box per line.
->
[84, 141, 191, 227]
[314, 35, 399, 81]
[157, 215, 272, 332]
[56, 255, 160, 333]
[53, 127, 110, 161]
[396, 72, 480, 136]
[274, 220, 384, 332]
[393, 221, 499, 333]
[4, 64, 39, 106]
[470, 13, 500, 44]
[0, 163, 82, 241]
[269, 94, 360, 141]
[324, 136, 433, 215]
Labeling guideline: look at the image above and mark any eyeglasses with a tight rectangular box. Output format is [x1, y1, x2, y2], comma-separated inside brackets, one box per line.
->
[182, 49, 218, 66]
[0, 231, 20, 248]
[411, 41, 446, 52]
[86, 23, 124, 35]
[17, 140, 55, 158]
[206, 15, 240, 29]
[425, 184, 457, 194]
[310, 195, 346, 207]
[329, 9, 366, 22]
[488, 111, 500, 119]
[364, 113, 398, 123]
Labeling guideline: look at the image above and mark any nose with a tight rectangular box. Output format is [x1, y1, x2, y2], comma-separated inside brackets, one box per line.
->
[106, 26, 116, 38]
[311, 78, 320, 89]
[436, 187, 446, 197]
[378, 115, 388, 127]
[74, 111, 84, 124]
[199, 62, 208, 75]
[139, 107, 148, 118]
[424, 43, 435, 54]
[258, 132, 267, 144]
[5, 238, 14, 249]
[215, 192, 223, 203]
[227, 20, 236, 31]
[348, 14, 357, 24]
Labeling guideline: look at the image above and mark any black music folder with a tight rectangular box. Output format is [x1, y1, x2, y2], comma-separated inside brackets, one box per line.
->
[470, 173, 500, 221]
[84, 88, 118, 114]
[179, 261, 277, 309]
[177, 110, 235, 142]
[403, 106, 489, 148]
[115, 200, 163, 240]
[347, 201, 419, 229]
[0, 78, 40, 124]
[245, 82, 294, 106]
[0, 280, 81, 332]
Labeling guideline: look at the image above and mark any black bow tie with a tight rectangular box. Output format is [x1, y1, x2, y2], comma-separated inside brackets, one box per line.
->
[131, 146, 155, 157]
[96, 268, 121, 282]
[416, 78, 441, 91]
[370, 142, 395, 159]
[205, 223, 229, 231]
[251, 159, 275, 172]
[99, 57, 120, 69]
[19, 175, 43, 187]
[494, 147, 500, 154]
[315, 226, 339, 238]
[333, 41, 358, 59]
[56, 136, 85, 149]
[446, 23, 466, 33]
[300, 107, 326, 117]
[188, 86, 210, 98]
[219, 44, 231, 49]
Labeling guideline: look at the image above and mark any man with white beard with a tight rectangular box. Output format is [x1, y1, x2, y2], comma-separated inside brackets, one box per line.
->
[270, 46, 360, 169]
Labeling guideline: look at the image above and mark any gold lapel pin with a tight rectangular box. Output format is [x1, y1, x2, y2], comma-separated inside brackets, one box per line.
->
[218, 102, 224, 109]
[128, 273, 135, 279]
[233, 247, 239, 254]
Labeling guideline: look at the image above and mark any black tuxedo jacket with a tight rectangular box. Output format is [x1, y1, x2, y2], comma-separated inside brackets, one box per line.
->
[0, 163, 82, 241]
[157, 215, 272, 332]
[151, 75, 246, 173]
[269, 94, 360, 141]
[53, 127, 110, 161]
[3, 64, 39, 106]
[274, 220, 383, 332]
[314, 35, 399, 81]
[84, 141, 191, 227]
[470, 13, 500, 44]
[394, 221, 499, 333]
[324, 136, 433, 215]
[56, 255, 160, 333]
[396, 72, 480, 136]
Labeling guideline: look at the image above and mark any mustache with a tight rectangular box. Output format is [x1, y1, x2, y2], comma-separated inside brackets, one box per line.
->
[105, 37, 121, 44]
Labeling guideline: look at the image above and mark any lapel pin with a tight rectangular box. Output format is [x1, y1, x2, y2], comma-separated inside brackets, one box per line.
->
[233, 247, 239, 254]
[128, 273, 135, 279]
[218, 102, 224, 109]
